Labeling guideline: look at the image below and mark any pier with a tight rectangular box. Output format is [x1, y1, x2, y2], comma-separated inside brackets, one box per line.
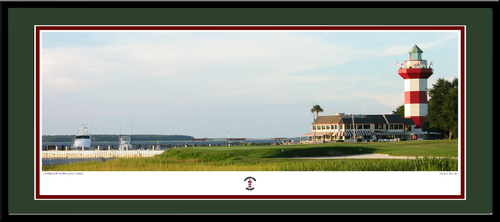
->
[41, 150, 165, 159]
[41, 140, 279, 152]
[42, 144, 168, 151]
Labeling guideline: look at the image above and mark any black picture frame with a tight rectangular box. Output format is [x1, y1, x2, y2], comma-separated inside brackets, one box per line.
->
[3, 2, 493, 215]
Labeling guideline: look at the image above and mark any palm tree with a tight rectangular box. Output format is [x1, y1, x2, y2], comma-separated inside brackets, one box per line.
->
[311, 105, 324, 120]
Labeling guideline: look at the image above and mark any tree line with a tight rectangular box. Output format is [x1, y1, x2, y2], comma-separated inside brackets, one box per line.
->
[42, 134, 195, 142]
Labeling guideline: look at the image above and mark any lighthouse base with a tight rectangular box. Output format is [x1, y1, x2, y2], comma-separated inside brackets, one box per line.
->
[407, 116, 427, 129]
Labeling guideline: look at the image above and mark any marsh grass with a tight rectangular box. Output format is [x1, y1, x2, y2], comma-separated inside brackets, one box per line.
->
[42, 156, 457, 171]
[272, 157, 458, 171]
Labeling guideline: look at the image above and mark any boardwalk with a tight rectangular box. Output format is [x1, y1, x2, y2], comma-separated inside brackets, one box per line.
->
[41, 150, 165, 159]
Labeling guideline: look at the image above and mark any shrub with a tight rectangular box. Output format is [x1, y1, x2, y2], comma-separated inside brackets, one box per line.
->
[336, 140, 344, 142]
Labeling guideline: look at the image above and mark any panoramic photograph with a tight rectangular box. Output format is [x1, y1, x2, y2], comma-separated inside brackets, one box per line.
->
[39, 28, 460, 172]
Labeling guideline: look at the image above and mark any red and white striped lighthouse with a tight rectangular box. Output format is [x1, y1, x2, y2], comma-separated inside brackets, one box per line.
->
[397, 44, 433, 129]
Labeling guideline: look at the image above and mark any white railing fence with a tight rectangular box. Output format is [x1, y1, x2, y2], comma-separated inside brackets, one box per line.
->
[41, 150, 165, 159]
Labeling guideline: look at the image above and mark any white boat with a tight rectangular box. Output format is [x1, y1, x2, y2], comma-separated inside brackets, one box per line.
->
[118, 135, 132, 150]
[118, 123, 133, 150]
[71, 122, 91, 150]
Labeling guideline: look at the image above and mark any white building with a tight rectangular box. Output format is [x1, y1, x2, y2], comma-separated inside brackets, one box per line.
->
[300, 113, 423, 143]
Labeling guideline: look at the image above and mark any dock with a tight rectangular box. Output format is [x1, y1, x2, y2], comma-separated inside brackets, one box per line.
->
[41, 150, 165, 159]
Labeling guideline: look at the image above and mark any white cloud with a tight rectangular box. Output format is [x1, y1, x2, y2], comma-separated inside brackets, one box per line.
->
[42, 32, 403, 90]
[417, 33, 459, 50]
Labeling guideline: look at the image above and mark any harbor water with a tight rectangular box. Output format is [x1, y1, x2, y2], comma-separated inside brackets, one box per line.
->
[42, 138, 302, 150]
[42, 158, 113, 166]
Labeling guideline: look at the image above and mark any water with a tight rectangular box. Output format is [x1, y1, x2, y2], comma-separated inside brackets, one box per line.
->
[42, 158, 113, 166]
[42, 137, 302, 149]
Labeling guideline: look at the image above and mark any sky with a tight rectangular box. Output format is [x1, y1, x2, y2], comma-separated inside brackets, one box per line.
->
[40, 30, 460, 138]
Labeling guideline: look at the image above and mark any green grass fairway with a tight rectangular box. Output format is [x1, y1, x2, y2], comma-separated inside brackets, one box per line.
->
[190, 139, 458, 157]
[42, 140, 459, 171]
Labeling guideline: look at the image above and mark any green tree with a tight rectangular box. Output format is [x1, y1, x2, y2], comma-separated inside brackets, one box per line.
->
[311, 104, 324, 120]
[392, 105, 405, 118]
[427, 77, 459, 139]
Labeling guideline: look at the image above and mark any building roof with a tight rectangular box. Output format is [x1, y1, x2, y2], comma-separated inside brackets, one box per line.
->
[403, 118, 416, 125]
[384, 114, 405, 123]
[311, 115, 344, 124]
[312, 114, 415, 125]
[408, 44, 423, 53]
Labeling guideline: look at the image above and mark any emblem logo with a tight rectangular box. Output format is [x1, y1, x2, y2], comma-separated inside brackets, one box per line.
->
[244, 176, 256, 191]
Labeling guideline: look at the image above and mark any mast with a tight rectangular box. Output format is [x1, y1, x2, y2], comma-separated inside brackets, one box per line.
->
[352, 107, 356, 143]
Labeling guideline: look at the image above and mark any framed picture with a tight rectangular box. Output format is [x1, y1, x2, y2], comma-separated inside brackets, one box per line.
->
[5, 2, 493, 215]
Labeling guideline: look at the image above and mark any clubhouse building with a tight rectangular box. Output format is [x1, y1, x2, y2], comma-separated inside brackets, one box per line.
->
[300, 113, 425, 143]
